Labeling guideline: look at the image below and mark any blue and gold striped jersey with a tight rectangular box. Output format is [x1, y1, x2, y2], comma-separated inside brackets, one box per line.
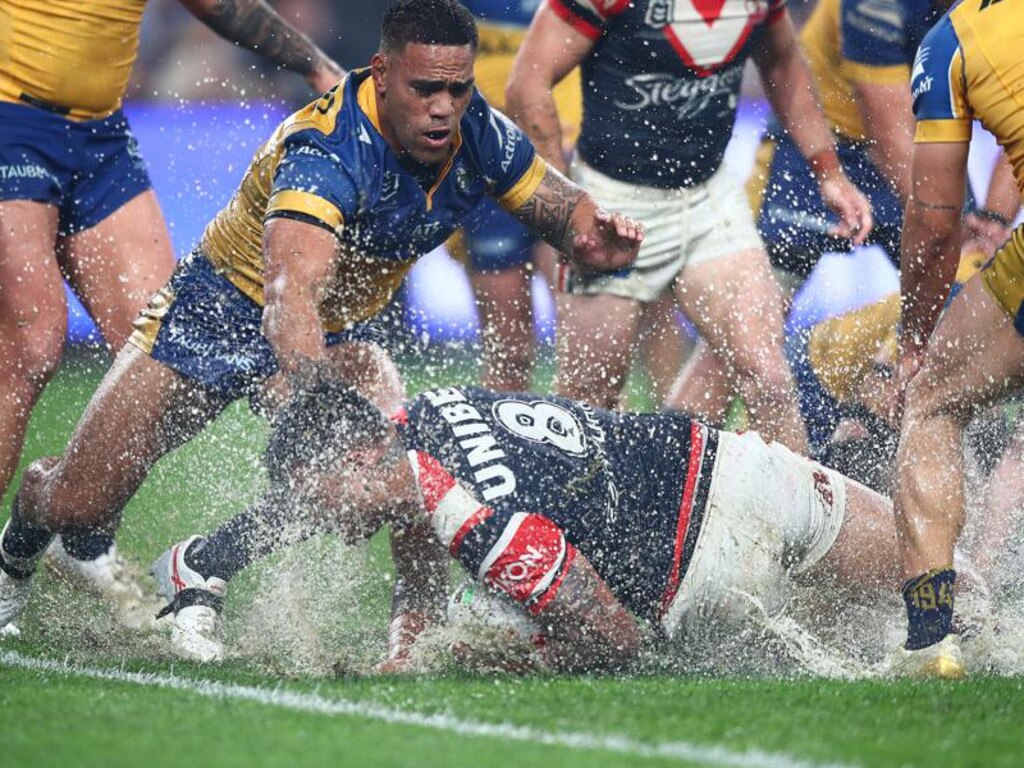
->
[800, 0, 940, 141]
[911, 0, 1024, 195]
[0, 0, 147, 120]
[202, 69, 546, 333]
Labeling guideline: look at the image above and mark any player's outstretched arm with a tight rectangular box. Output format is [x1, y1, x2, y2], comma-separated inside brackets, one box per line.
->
[898, 141, 970, 379]
[179, 0, 344, 92]
[511, 166, 643, 275]
[378, 519, 450, 674]
[262, 216, 340, 389]
[752, 11, 873, 245]
[533, 552, 643, 674]
[505, 3, 594, 172]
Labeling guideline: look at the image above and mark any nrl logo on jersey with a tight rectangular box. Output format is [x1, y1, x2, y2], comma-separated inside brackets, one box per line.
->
[645, 0, 675, 28]
[454, 163, 474, 195]
[380, 170, 400, 202]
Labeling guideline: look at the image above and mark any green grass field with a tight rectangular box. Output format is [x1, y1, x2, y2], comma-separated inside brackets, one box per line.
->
[3, 350, 1024, 768]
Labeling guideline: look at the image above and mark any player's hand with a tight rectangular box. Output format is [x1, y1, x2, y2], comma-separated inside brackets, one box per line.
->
[570, 209, 644, 274]
[819, 174, 873, 246]
[306, 58, 345, 94]
[889, 350, 925, 426]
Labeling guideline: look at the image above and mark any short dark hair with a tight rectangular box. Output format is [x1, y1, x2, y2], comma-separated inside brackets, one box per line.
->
[380, 0, 478, 54]
[265, 379, 393, 486]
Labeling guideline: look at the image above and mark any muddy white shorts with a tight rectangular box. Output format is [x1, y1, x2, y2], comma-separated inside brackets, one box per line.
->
[563, 157, 764, 303]
[661, 430, 847, 638]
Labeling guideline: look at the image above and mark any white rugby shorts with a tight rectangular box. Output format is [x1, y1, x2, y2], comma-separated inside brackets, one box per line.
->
[661, 430, 847, 638]
[564, 157, 764, 302]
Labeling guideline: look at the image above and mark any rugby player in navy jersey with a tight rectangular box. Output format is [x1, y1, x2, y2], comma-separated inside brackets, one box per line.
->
[0, 0, 644, 636]
[505, 0, 873, 455]
[142, 380, 899, 667]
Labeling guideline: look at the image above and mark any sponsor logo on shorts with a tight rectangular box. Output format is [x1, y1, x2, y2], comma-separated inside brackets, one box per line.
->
[0, 164, 54, 182]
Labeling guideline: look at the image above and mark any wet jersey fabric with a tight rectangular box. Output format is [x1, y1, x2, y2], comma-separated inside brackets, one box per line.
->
[200, 68, 545, 333]
[911, 0, 1024, 193]
[396, 386, 719, 623]
[800, 0, 940, 142]
[0, 0, 147, 120]
[550, 0, 785, 188]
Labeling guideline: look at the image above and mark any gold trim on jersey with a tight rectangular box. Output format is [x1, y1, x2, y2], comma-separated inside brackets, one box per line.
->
[266, 190, 345, 231]
[129, 284, 176, 355]
[357, 75, 382, 133]
[841, 61, 909, 86]
[915, 119, 972, 143]
[982, 225, 1024, 323]
[499, 155, 547, 212]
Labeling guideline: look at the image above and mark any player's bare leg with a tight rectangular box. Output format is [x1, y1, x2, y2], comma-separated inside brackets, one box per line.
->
[675, 248, 809, 454]
[0, 201, 64, 501]
[0, 346, 227, 630]
[59, 190, 175, 350]
[893, 278, 1024, 668]
[804, 478, 900, 592]
[554, 292, 642, 409]
[469, 264, 534, 392]
[664, 341, 733, 425]
[324, 340, 406, 415]
[636, 295, 694, 407]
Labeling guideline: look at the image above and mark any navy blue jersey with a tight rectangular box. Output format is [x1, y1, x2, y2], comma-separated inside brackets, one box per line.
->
[396, 387, 719, 623]
[552, 0, 786, 188]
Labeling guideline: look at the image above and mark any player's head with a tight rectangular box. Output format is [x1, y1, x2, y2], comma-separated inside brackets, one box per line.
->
[372, 0, 478, 165]
[265, 379, 415, 542]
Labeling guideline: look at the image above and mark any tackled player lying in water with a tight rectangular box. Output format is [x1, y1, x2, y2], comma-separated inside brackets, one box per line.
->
[142, 378, 907, 672]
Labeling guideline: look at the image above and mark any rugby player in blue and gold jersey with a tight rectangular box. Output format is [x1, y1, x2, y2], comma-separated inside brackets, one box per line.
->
[892, 0, 1024, 678]
[0, 0, 342, 611]
[0, 0, 643, 634]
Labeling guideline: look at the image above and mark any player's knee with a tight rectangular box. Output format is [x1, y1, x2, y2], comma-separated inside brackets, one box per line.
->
[3, 325, 65, 389]
[733, 353, 794, 405]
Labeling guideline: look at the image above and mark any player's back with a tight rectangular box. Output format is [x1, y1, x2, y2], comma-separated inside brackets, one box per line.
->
[0, 0, 147, 120]
[398, 386, 717, 621]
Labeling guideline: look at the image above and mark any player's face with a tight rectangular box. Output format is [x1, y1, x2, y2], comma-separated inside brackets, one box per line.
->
[372, 42, 476, 165]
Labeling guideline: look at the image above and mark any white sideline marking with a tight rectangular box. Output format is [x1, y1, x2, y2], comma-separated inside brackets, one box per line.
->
[1, 650, 853, 768]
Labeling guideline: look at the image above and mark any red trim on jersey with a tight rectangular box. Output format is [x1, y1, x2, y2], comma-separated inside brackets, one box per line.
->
[662, 15, 758, 77]
[449, 505, 495, 555]
[605, 0, 631, 17]
[415, 452, 457, 514]
[389, 406, 408, 426]
[766, 4, 786, 24]
[659, 422, 706, 615]
[548, 0, 602, 41]
[529, 544, 577, 616]
[484, 514, 567, 604]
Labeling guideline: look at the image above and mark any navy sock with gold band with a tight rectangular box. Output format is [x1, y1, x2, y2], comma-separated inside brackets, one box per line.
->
[0, 495, 54, 579]
[902, 567, 956, 651]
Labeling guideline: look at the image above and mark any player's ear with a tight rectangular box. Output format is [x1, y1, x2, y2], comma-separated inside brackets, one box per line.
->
[371, 53, 387, 96]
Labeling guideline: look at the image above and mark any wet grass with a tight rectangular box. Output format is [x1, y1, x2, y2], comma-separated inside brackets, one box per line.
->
[3, 350, 1022, 767]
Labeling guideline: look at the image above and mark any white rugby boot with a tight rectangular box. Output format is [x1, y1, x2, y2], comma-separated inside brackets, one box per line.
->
[0, 568, 32, 637]
[151, 536, 227, 663]
[45, 535, 163, 629]
[888, 634, 966, 680]
[0, 518, 44, 637]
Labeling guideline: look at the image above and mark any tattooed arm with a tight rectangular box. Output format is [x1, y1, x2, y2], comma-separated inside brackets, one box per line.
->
[899, 141, 970, 374]
[179, 0, 343, 92]
[511, 165, 643, 274]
